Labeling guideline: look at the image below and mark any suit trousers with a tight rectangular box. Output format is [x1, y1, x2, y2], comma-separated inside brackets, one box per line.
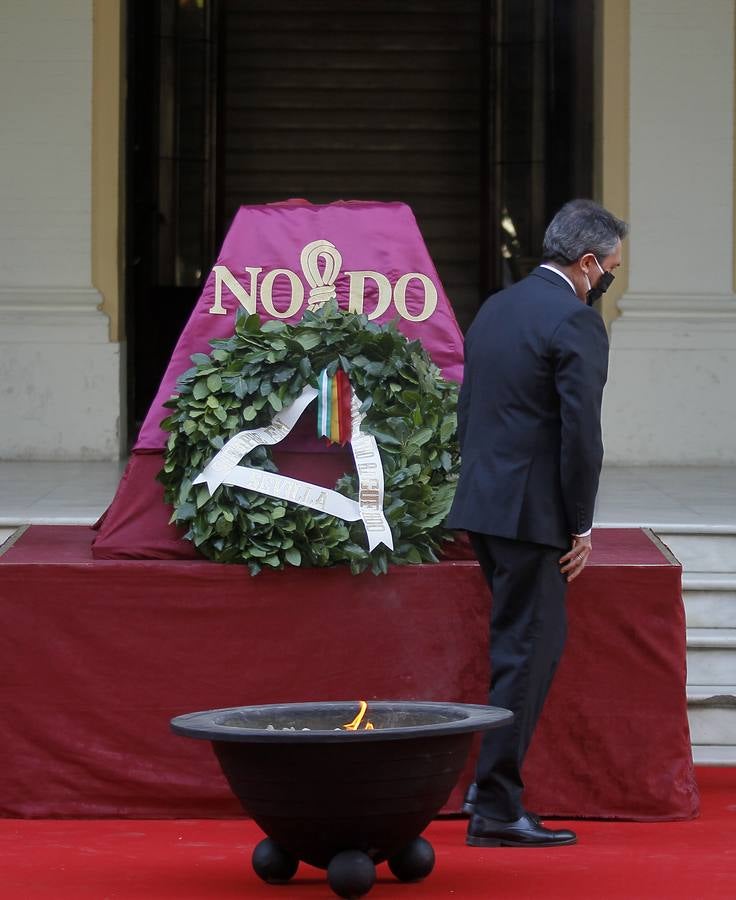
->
[469, 532, 568, 821]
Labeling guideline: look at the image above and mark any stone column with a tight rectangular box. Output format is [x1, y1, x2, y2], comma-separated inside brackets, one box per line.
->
[0, 0, 121, 459]
[602, 0, 736, 463]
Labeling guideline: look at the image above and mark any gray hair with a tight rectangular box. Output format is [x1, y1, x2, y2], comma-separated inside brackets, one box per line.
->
[542, 199, 628, 264]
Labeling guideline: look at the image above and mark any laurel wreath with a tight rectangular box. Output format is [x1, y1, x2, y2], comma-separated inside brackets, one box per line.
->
[158, 302, 460, 575]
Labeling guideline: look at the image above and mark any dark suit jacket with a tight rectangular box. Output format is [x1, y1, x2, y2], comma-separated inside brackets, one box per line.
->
[447, 266, 609, 550]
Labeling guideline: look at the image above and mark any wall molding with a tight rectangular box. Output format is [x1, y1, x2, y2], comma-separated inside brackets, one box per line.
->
[0, 287, 111, 344]
[617, 292, 736, 318]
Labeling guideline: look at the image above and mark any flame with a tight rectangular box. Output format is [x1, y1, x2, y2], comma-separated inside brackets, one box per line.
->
[342, 700, 375, 731]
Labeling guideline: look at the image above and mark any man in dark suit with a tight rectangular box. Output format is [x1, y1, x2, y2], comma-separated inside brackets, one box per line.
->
[448, 199, 628, 847]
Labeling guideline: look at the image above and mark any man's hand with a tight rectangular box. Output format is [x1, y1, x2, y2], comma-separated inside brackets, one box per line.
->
[559, 534, 592, 582]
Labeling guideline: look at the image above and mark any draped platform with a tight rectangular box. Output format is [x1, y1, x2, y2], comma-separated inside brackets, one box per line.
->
[0, 525, 698, 820]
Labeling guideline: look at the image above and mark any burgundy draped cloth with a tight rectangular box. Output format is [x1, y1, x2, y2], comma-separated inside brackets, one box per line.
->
[0, 526, 698, 820]
[94, 199, 466, 560]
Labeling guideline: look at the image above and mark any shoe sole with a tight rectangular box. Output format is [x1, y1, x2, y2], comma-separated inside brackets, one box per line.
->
[466, 835, 577, 848]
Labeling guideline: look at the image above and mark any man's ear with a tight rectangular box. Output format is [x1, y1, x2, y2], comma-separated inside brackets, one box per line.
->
[578, 253, 595, 278]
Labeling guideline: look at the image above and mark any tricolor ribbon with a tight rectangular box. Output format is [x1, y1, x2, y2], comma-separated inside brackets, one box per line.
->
[193, 381, 393, 552]
[317, 368, 352, 445]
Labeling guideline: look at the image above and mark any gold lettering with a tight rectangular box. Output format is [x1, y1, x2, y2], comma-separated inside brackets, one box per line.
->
[393, 273, 438, 322]
[209, 265, 262, 315]
[345, 270, 392, 318]
[359, 489, 381, 509]
[260, 269, 304, 318]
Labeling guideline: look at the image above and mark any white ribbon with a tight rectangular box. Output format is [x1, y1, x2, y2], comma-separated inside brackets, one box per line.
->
[192, 384, 394, 551]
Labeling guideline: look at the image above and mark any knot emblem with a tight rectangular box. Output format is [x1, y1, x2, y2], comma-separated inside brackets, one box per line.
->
[300, 239, 343, 311]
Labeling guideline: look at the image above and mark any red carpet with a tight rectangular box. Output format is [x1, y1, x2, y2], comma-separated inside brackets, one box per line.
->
[0, 768, 733, 899]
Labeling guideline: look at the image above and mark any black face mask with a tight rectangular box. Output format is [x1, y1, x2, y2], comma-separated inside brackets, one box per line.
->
[586, 257, 615, 306]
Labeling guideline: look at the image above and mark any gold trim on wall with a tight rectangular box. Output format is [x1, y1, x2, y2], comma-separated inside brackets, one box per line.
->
[91, 0, 124, 342]
[595, 0, 630, 328]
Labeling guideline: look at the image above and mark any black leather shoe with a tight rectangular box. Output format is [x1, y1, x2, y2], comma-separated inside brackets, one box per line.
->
[466, 812, 577, 848]
[462, 782, 478, 815]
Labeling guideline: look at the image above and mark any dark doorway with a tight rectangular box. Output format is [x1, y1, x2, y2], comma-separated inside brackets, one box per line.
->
[125, 0, 220, 439]
[125, 0, 593, 439]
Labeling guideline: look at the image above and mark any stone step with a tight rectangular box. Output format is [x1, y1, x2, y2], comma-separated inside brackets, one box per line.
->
[687, 627, 736, 647]
[655, 528, 736, 574]
[685, 628, 736, 685]
[687, 685, 736, 745]
[691, 744, 736, 765]
[683, 573, 736, 628]
[688, 709, 736, 746]
[688, 684, 736, 701]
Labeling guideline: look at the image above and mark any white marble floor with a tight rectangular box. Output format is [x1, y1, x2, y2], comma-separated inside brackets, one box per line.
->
[0, 461, 126, 545]
[0, 461, 733, 541]
[595, 466, 736, 529]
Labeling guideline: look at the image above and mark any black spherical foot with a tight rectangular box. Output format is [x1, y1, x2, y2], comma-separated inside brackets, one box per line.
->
[251, 837, 299, 884]
[388, 836, 435, 882]
[327, 850, 376, 899]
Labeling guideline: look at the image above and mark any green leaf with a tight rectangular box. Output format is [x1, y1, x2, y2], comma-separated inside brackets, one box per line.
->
[178, 478, 194, 505]
[190, 353, 211, 366]
[193, 379, 209, 400]
[215, 517, 233, 536]
[272, 367, 296, 384]
[177, 501, 196, 520]
[405, 545, 423, 564]
[285, 547, 301, 566]
[406, 426, 434, 450]
[268, 393, 283, 411]
[244, 313, 262, 334]
[440, 414, 457, 444]
[362, 360, 385, 377]
[242, 406, 257, 421]
[364, 425, 401, 447]
[294, 331, 321, 351]
[207, 373, 222, 392]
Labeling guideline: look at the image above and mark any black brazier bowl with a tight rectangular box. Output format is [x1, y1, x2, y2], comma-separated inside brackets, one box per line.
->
[171, 700, 512, 898]
[171, 700, 512, 897]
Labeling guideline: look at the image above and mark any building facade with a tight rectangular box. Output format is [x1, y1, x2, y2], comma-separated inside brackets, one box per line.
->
[0, 0, 734, 463]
